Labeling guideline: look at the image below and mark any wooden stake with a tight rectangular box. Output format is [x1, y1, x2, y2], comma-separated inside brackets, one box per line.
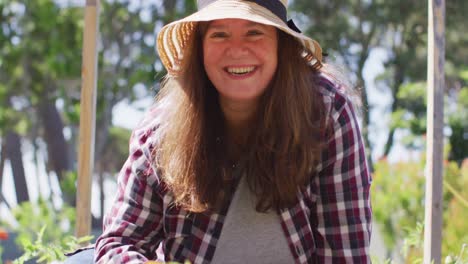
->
[424, 0, 445, 263]
[76, 0, 100, 239]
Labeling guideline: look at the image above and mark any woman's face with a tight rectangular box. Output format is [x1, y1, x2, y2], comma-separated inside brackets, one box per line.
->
[203, 19, 278, 107]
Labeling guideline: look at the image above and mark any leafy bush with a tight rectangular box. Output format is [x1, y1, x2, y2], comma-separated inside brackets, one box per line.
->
[13, 226, 92, 264]
[3, 198, 93, 263]
[10, 198, 76, 247]
[372, 155, 468, 262]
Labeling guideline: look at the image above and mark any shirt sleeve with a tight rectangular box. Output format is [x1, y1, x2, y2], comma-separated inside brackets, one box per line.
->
[311, 92, 372, 263]
[94, 124, 165, 264]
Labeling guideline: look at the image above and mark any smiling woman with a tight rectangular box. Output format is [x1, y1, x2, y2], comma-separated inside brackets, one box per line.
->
[201, 19, 279, 147]
[89, 0, 373, 263]
[203, 19, 278, 106]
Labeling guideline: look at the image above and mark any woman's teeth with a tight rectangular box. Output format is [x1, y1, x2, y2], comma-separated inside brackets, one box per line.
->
[226, 66, 255, 75]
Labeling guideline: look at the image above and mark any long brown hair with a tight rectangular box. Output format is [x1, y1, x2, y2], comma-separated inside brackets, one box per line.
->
[155, 23, 326, 212]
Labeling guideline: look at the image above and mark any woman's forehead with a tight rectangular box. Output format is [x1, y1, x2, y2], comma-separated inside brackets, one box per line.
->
[207, 19, 270, 29]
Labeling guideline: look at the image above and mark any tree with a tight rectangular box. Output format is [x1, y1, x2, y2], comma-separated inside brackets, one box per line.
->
[0, 0, 196, 220]
[371, 155, 468, 261]
[291, 0, 467, 164]
[291, 0, 383, 170]
[377, 0, 467, 160]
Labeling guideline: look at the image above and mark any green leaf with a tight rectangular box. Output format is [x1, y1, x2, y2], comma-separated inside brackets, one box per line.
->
[459, 69, 468, 81]
[77, 235, 94, 244]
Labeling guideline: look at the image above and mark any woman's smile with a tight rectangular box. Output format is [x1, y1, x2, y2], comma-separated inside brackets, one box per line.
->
[225, 65, 256, 75]
[224, 65, 258, 78]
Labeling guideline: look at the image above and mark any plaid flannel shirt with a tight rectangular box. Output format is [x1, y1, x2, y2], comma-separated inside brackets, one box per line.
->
[94, 74, 372, 264]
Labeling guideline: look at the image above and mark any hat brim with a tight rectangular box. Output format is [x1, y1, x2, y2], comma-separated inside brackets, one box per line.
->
[157, 0, 322, 75]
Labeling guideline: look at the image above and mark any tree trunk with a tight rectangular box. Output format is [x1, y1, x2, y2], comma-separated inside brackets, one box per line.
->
[38, 99, 74, 205]
[0, 141, 11, 209]
[94, 100, 113, 163]
[5, 131, 29, 204]
[32, 137, 42, 198]
[0, 139, 9, 208]
[383, 128, 395, 157]
[0, 139, 6, 192]
[382, 63, 405, 157]
[361, 81, 374, 172]
[38, 100, 71, 177]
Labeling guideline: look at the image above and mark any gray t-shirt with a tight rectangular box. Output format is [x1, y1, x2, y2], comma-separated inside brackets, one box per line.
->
[211, 176, 295, 263]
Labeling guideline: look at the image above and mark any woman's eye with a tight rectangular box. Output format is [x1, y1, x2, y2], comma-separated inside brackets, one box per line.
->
[247, 30, 263, 36]
[209, 32, 229, 38]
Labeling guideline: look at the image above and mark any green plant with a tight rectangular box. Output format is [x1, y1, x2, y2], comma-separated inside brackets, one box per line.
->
[13, 226, 93, 264]
[372, 155, 468, 262]
[372, 223, 467, 264]
[371, 158, 426, 250]
[370, 256, 394, 264]
[0, 246, 4, 264]
[10, 198, 76, 247]
[5, 197, 93, 263]
[401, 222, 424, 263]
[444, 244, 468, 264]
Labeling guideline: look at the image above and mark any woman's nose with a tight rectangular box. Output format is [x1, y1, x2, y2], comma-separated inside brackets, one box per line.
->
[225, 40, 249, 58]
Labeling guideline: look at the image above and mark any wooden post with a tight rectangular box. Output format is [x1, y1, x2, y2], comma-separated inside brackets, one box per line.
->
[424, 0, 445, 263]
[76, 0, 100, 239]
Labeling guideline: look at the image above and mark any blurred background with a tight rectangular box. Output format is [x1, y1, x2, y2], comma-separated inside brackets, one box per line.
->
[0, 0, 466, 263]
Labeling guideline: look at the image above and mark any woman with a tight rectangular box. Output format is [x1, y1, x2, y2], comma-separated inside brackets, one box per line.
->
[92, 0, 372, 263]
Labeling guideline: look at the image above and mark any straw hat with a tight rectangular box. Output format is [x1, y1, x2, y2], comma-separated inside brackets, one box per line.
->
[157, 0, 323, 75]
